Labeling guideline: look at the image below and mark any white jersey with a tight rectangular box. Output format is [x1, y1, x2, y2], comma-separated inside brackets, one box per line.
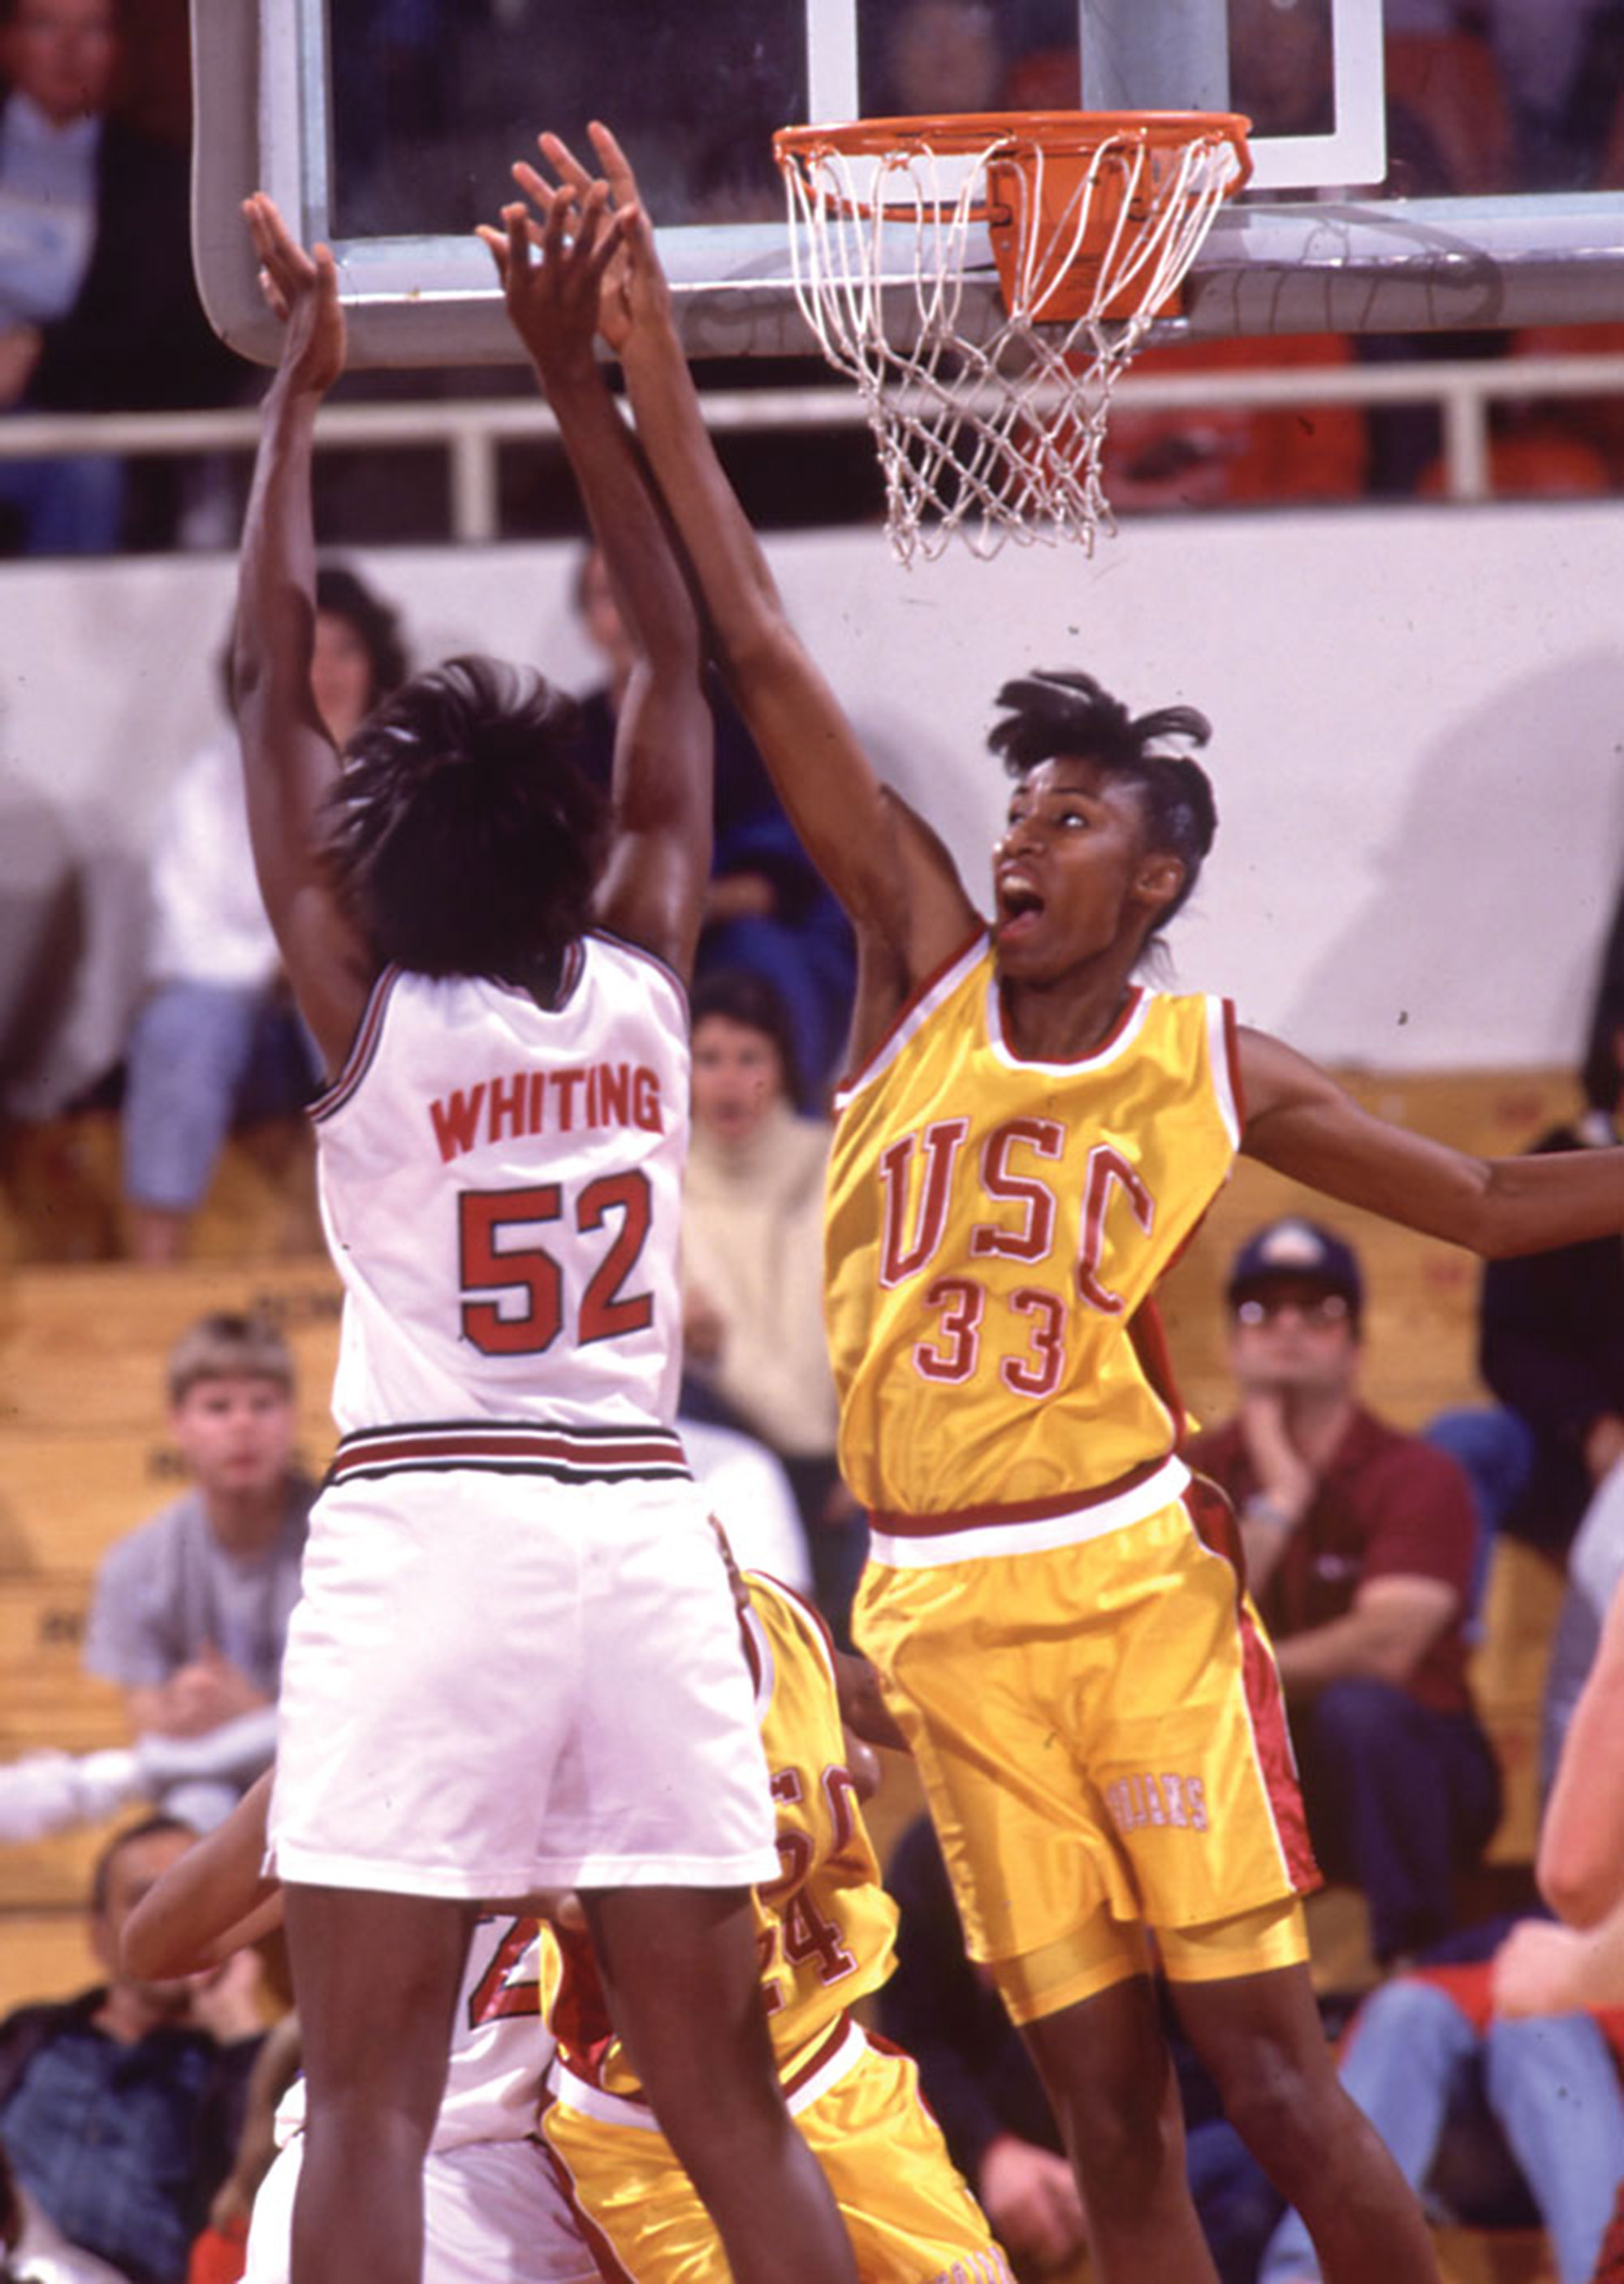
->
[313, 936, 689, 1436]
[275, 1912, 554, 2152]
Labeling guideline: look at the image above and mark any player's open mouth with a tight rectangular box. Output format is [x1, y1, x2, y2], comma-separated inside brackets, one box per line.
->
[996, 878, 1043, 941]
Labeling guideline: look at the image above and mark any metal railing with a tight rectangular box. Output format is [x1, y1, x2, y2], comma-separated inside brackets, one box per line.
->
[2, 351, 1622, 546]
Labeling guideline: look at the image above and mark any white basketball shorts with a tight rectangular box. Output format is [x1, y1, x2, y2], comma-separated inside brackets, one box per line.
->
[269, 1463, 777, 1898]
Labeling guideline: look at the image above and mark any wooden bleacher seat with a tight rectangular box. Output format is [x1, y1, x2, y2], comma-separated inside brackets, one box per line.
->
[0, 1256, 343, 1443]
[1, 1107, 323, 1268]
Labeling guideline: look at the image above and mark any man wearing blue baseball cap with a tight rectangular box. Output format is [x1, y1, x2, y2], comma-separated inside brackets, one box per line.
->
[1187, 1217, 1501, 1970]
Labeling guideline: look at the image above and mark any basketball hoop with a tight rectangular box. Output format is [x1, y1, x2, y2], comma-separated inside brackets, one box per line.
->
[773, 111, 1252, 563]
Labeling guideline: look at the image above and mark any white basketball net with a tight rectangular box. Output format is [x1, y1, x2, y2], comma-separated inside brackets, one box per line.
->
[777, 122, 1247, 563]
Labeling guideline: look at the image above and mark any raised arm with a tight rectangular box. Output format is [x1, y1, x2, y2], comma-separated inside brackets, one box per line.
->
[482, 182, 710, 976]
[529, 126, 980, 1036]
[1237, 1028, 1624, 1256]
[233, 197, 375, 1073]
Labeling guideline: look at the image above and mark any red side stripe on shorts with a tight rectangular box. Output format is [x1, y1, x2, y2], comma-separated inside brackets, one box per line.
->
[1184, 1474, 1320, 1898]
[1596, 2178, 1624, 2284]
[534, 2126, 637, 2283]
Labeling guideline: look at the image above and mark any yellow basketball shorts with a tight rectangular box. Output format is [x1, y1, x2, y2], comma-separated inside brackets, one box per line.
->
[542, 2018, 1014, 2282]
[856, 1474, 1318, 2017]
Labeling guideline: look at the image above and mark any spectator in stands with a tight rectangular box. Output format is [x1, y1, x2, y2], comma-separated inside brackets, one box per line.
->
[678, 969, 861, 1639]
[1255, 1917, 1624, 2283]
[1259, 1531, 1624, 2284]
[573, 546, 855, 1109]
[1496, 1569, 1624, 2280]
[0, 1313, 312, 1843]
[0, 1815, 263, 2284]
[1, 2138, 127, 2283]
[1187, 1217, 1501, 1967]
[1477, 1016, 1624, 1564]
[0, 0, 236, 555]
[120, 565, 407, 1266]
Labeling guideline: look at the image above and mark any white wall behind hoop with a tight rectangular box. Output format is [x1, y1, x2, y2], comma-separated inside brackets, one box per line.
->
[2, 497, 1621, 1116]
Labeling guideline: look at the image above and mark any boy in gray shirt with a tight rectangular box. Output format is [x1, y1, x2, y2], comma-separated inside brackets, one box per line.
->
[1, 1314, 312, 1840]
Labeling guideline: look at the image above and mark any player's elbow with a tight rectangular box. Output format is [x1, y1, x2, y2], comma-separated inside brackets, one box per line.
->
[1538, 1843, 1615, 1931]
[714, 603, 801, 691]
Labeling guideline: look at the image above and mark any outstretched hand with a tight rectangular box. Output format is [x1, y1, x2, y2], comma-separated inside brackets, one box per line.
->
[477, 168, 624, 386]
[243, 192, 345, 395]
[498, 121, 670, 357]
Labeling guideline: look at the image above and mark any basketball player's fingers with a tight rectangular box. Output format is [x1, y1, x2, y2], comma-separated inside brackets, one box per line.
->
[564, 179, 612, 262]
[512, 159, 574, 223]
[538, 181, 577, 267]
[582, 205, 630, 286]
[586, 120, 640, 214]
[503, 201, 538, 278]
[242, 193, 290, 284]
[536, 131, 596, 199]
[247, 192, 310, 284]
[473, 222, 510, 283]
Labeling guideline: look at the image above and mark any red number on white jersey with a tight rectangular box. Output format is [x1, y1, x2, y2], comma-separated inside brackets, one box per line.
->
[458, 1174, 654, 1355]
[466, 1915, 542, 2027]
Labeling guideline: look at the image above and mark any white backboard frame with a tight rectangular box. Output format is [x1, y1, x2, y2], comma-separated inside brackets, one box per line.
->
[192, 0, 1623, 371]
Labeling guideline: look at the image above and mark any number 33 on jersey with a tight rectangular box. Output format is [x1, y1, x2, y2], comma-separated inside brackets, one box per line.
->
[824, 943, 1242, 1517]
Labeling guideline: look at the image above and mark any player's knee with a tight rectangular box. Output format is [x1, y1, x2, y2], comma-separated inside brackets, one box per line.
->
[1210, 2037, 1341, 2193]
[1064, 2076, 1185, 2215]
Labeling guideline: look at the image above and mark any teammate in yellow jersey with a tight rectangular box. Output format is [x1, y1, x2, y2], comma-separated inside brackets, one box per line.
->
[542, 1549, 1014, 2283]
[497, 123, 1624, 2284]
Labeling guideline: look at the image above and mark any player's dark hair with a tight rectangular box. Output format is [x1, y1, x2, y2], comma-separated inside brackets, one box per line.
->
[988, 669, 1217, 924]
[689, 967, 802, 1113]
[322, 656, 609, 981]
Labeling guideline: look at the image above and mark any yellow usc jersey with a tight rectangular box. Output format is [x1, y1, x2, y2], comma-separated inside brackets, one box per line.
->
[826, 939, 1242, 1518]
[547, 1571, 897, 2093]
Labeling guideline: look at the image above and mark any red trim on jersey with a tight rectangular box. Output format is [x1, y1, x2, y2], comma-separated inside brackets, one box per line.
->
[326, 1417, 690, 1485]
[1222, 995, 1247, 1128]
[870, 1453, 1172, 1536]
[989, 977, 1146, 1070]
[309, 964, 402, 1123]
[588, 926, 689, 1025]
[1127, 1297, 1186, 1448]
[834, 928, 988, 1100]
[1183, 1474, 1320, 1898]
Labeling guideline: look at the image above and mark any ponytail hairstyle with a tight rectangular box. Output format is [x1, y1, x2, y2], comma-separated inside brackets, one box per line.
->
[987, 668, 1216, 925]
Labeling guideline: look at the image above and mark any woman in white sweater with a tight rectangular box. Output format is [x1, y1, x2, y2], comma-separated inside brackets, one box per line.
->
[680, 969, 866, 1636]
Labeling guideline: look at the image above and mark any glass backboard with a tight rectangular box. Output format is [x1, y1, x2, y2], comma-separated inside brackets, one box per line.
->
[191, 0, 1624, 370]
